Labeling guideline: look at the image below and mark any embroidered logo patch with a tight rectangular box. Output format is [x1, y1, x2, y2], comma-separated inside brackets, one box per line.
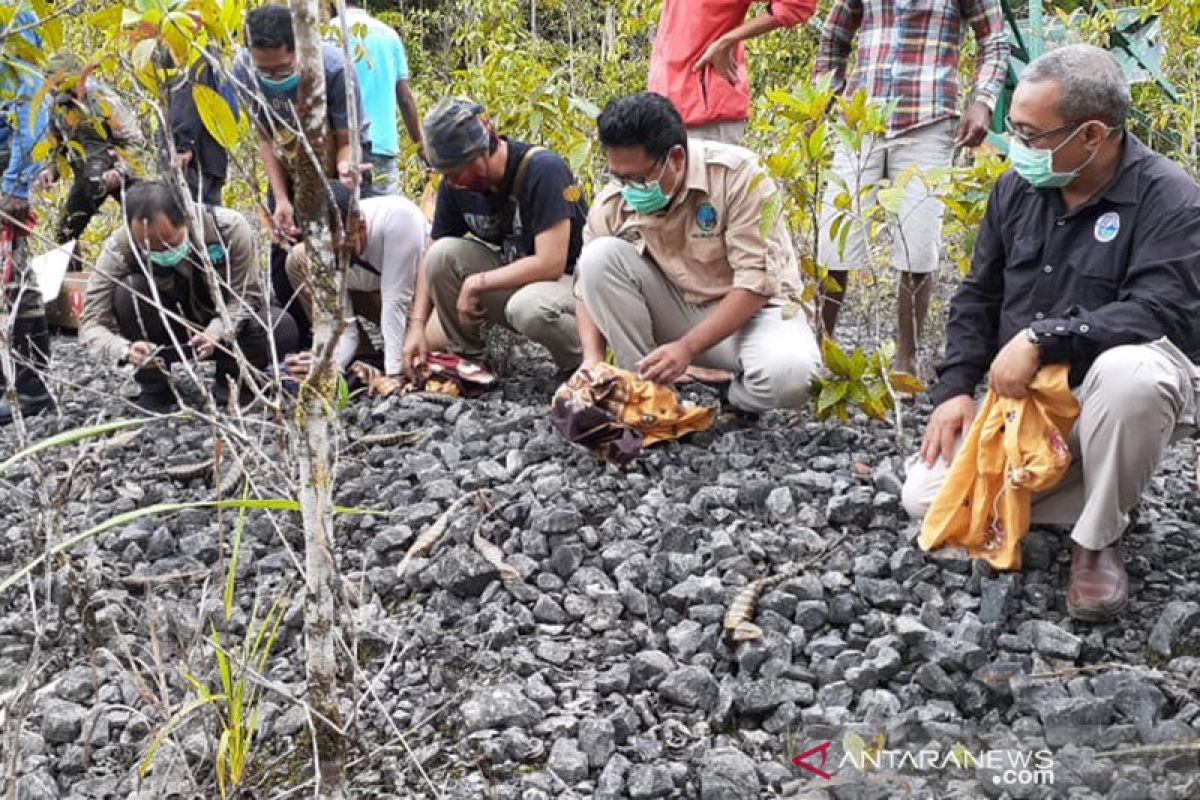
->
[562, 183, 582, 203]
[695, 202, 719, 233]
[1094, 211, 1120, 243]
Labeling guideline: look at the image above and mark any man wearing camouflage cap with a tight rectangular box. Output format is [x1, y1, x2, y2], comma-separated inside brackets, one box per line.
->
[402, 98, 586, 379]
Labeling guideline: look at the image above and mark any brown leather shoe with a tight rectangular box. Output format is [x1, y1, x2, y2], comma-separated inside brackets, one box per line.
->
[1067, 544, 1128, 622]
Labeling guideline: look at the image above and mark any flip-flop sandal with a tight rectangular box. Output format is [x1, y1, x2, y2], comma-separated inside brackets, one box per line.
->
[427, 352, 497, 387]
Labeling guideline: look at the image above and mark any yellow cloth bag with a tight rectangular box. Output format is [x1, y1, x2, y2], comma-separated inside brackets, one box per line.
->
[918, 365, 1079, 570]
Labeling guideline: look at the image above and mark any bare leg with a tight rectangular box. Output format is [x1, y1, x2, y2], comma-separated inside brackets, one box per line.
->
[820, 269, 849, 340]
[896, 271, 931, 376]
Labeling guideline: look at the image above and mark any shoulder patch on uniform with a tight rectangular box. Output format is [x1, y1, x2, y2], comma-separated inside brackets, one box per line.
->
[562, 183, 582, 203]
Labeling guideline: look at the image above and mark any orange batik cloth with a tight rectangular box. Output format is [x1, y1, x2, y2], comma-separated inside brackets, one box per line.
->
[550, 363, 717, 465]
[919, 365, 1079, 570]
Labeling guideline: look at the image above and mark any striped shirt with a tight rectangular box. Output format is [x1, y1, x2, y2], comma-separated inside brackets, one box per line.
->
[815, 0, 1009, 138]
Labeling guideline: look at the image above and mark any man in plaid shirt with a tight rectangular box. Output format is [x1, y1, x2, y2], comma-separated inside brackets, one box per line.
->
[815, 0, 1009, 377]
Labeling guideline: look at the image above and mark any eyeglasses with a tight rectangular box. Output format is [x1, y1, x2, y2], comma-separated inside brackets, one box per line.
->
[256, 63, 296, 80]
[601, 156, 669, 190]
[1003, 115, 1083, 148]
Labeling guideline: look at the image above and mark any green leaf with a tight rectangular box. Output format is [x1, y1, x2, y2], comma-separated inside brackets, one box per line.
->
[780, 302, 802, 321]
[951, 742, 976, 770]
[888, 372, 926, 394]
[0, 498, 384, 598]
[833, 122, 857, 155]
[132, 38, 159, 74]
[758, 191, 783, 240]
[846, 381, 868, 406]
[848, 348, 868, 380]
[198, 0, 229, 42]
[816, 380, 848, 414]
[568, 96, 601, 118]
[140, 695, 213, 777]
[806, 121, 827, 161]
[220, 0, 244, 37]
[843, 731, 867, 765]
[876, 182, 904, 215]
[335, 374, 351, 412]
[30, 139, 52, 162]
[820, 336, 852, 376]
[216, 728, 230, 798]
[0, 416, 162, 475]
[223, 487, 249, 623]
[192, 83, 238, 150]
[861, 399, 888, 420]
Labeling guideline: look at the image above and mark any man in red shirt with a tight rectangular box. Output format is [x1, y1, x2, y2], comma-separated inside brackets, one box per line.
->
[648, 0, 817, 145]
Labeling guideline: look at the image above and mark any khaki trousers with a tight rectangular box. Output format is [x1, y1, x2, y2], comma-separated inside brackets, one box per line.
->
[424, 237, 581, 372]
[576, 236, 821, 413]
[902, 340, 1200, 550]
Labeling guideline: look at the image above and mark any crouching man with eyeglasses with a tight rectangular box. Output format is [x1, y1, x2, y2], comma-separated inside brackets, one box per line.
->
[902, 46, 1200, 622]
[574, 91, 821, 413]
[80, 181, 299, 412]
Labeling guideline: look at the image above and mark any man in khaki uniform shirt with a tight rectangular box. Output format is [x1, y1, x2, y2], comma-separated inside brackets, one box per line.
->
[80, 182, 298, 411]
[575, 92, 820, 413]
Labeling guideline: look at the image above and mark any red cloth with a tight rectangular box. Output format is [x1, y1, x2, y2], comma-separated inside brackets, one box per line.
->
[648, 0, 816, 127]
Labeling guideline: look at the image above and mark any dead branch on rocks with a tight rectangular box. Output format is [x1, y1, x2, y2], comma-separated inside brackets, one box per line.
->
[396, 493, 481, 579]
[723, 529, 849, 642]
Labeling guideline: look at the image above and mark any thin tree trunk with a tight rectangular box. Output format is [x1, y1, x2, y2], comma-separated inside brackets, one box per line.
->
[567, 1, 575, 92]
[289, 1, 349, 797]
[603, 5, 615, 61]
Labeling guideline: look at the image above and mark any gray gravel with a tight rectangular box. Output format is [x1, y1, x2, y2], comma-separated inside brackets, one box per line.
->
[0, 336, 1198, 799]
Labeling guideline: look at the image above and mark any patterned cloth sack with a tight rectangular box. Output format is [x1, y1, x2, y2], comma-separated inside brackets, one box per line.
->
[349, 352, 497, 399]
[550, 363, 717, 465]
[919, 365, 1079, 570]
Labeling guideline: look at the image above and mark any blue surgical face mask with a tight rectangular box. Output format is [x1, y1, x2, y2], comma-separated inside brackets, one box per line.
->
[259, 71, 299, 93]
[148, 239, 190, 268]
[1008, 122, 1104, 189]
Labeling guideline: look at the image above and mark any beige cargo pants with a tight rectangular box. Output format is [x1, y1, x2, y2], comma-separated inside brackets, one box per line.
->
[575, 236, 821, 414]
[425, 237, 581, 372]
[902, 340, 1200, 550]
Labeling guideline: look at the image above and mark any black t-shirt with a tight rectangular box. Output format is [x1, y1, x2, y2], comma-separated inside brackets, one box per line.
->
[431, 138, 587, 271]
